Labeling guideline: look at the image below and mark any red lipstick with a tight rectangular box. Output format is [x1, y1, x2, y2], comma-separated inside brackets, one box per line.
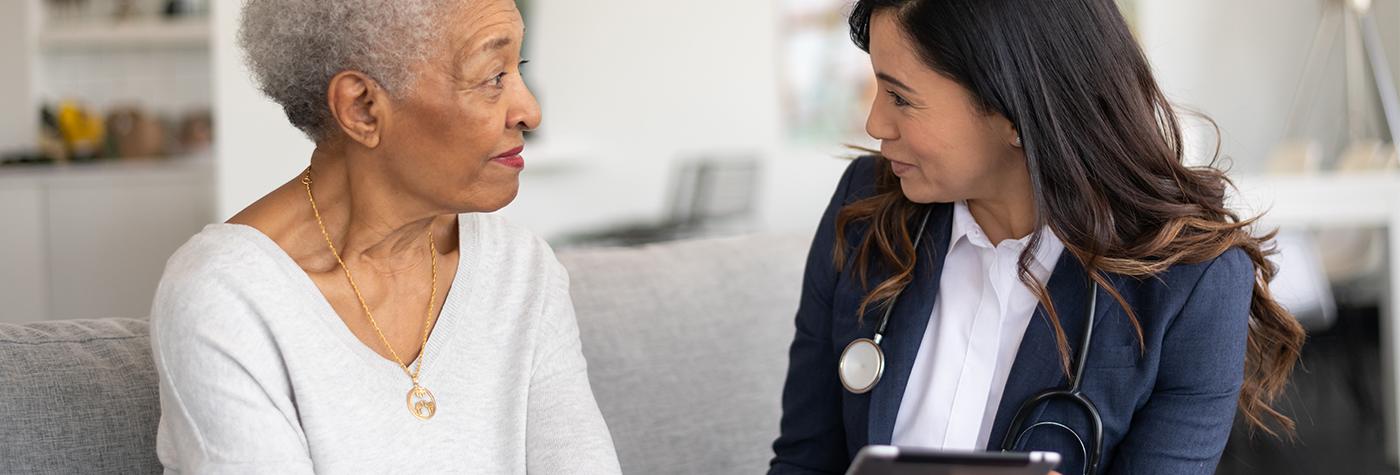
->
[492, 146, 525, 170]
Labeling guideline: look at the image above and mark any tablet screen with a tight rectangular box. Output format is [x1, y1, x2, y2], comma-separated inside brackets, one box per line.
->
[846, 445, 1061, 475]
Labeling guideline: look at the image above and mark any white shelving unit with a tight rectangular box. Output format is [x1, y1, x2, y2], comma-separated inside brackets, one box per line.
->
[0, 156, 216, 323]
[40, 17, 210, 51]
[35, 8, 213, 114]
[0, 0, 218, 322]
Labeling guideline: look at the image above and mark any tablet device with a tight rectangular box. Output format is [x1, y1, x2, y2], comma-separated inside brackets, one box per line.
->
[846, 445, 1061, 475]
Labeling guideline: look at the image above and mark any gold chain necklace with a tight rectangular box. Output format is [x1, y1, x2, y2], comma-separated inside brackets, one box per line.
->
[301, 168, 439, 420]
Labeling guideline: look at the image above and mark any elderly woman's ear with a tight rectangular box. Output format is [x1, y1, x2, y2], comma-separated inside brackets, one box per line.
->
[326, 70, 387, 148]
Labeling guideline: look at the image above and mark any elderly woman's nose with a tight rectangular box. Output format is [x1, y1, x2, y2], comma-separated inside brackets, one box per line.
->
[510, 86, 542, 132]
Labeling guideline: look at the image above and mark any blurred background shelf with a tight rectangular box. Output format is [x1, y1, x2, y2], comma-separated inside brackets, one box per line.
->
[0, 154, 213, 185]
[40, 17, 210, 51]
[0, 0, 217, 323]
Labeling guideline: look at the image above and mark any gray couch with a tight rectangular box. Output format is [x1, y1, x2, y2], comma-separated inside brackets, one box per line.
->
[0, 233, 809, 474]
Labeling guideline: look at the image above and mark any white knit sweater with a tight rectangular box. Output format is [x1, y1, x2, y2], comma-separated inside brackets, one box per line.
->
[150, 213, 621, 474]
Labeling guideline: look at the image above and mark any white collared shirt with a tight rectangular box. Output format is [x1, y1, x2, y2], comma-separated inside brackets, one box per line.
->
[891, 201, 1065, 451]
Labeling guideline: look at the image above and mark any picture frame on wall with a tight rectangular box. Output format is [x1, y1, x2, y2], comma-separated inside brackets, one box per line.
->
[778, 0, 875, 145]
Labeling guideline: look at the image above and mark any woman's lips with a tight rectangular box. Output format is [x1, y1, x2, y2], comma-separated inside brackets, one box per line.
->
[492, 146, 525, 170]
[888, 159, 916, 176]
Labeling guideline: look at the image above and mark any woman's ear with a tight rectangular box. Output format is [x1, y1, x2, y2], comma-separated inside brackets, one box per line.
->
[326, 71, 386, 149]
[990, 114, 1022, 149]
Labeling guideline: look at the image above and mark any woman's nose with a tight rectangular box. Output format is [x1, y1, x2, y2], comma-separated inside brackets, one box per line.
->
[865, 105, 897, 141]
[510, 82, 542, 132]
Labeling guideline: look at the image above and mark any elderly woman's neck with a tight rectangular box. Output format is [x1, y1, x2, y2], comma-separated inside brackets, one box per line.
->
[306, 147, 452, 273]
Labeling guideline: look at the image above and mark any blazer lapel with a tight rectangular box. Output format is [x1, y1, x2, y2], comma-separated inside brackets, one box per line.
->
[866, 204, 955, 445]
[984, 253, 1097, 450]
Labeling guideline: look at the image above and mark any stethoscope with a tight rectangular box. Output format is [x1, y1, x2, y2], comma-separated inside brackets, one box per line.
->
[837, 206, 1104, 475]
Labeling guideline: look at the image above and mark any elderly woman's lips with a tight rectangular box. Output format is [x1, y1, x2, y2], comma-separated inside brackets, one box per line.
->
[492, 146, 525, 170]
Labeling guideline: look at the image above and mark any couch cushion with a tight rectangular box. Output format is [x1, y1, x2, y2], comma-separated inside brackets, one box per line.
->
[558, 233, 810, 475]
[0, 318, 160, 474]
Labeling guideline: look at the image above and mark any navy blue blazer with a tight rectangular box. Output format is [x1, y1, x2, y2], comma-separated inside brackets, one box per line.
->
[770, 157, 1253, 475]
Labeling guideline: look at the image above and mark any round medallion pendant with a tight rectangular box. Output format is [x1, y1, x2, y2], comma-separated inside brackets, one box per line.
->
[407, 384, 437, 420]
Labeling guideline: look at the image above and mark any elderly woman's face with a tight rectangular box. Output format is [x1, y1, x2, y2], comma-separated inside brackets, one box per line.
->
[379, 0, 540, 214]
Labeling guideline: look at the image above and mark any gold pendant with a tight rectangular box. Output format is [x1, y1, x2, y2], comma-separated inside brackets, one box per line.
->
[407, 384, 437, 420]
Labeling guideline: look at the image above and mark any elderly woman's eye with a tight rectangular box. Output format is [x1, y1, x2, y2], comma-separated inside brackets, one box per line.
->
[488, 60, 529, 88]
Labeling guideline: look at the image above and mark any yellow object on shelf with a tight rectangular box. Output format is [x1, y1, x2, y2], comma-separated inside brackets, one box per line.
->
[55, 101, 105, 160]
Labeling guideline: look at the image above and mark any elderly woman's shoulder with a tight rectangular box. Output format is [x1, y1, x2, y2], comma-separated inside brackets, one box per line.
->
[155, 223, 294, 303]
[149, 223, 296, 339]
[165, 224, 283, 278]
[462, 211, 548, 246]
[459, 212, 562, 269]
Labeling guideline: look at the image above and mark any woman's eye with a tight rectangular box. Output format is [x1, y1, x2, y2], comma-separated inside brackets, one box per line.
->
[886, 90, 910, 107]
[490, 72, 507, 87]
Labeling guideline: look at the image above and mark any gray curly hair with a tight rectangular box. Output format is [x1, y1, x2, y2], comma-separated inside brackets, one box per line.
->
[238, 0, 458, 141]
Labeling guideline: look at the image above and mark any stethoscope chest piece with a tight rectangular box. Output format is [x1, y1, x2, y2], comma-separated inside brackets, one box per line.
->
[839, 337, 885, 394]
[838, 206, 934, 397]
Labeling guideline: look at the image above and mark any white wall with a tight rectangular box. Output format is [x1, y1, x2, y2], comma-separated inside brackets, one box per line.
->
[517, 0, 851, 237]
[212, 0, 314, 220]
[0, 0, 40, 154]
[508, 0, 780, 237]
[1138, 0, 1400, 172]
[212, 0, 852, 239]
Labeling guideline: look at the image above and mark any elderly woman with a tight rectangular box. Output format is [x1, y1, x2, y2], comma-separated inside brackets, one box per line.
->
[148, 0, 621, 472]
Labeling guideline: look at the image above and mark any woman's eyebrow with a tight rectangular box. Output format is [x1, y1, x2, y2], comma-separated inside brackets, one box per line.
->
[876, 71, 915, 93]
[479, 35, 514, 53]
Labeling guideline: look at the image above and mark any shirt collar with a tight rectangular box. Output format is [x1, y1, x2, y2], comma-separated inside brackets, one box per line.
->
[949, 201, 1065, 272]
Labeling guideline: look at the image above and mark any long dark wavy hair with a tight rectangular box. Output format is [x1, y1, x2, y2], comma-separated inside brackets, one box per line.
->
[836, 0, 1306, 436]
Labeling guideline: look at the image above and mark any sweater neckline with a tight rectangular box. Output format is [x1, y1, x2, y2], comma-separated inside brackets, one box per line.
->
[205, 215, 479, 383]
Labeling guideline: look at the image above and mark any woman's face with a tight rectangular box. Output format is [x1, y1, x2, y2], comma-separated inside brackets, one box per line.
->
[378, 0, 540, 214]
[864, 10, 1022, 204]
